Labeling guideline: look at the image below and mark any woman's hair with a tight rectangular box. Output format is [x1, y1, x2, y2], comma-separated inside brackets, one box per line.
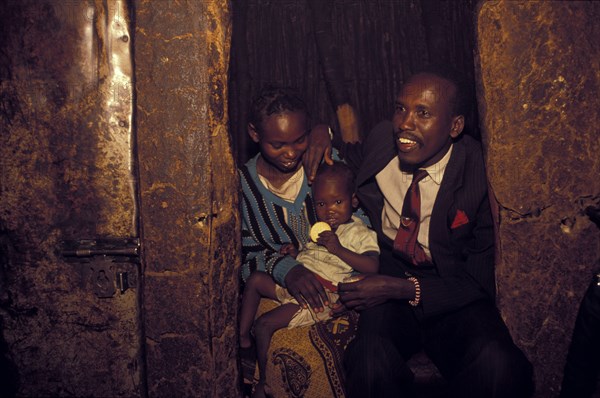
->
[248, 85, 310, 133]
[313, 161, 356, 195]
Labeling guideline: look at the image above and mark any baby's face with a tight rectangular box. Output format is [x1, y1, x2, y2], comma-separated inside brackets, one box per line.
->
[312, 177, 356, 230]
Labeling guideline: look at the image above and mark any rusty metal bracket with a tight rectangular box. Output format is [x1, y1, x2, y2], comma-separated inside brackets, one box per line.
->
[60, 238, 140, 298]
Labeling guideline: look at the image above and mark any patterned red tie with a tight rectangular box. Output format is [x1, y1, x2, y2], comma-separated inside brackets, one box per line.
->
[393, 169, 429, 265]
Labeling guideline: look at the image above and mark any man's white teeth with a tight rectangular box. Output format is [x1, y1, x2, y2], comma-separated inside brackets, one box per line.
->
[399, 137, 416, 144]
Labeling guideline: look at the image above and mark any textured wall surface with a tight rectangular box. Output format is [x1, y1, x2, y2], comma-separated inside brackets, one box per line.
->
[134, 1, 240, 397]
[0, 1, 142, 396]
[476, 1, 600, 396]
[1, 1, 239, 396]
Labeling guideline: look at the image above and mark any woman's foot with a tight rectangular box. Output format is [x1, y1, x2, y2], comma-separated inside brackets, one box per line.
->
[239, 338, 257, 383]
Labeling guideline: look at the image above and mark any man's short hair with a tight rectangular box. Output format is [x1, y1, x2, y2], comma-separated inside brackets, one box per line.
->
[413, 64, 472, 117]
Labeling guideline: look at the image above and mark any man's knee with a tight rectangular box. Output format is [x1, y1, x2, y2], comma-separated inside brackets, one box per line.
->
[344, 335, 413, 398]
[345, 334, 398, 366]
[471, 339, 534, 397]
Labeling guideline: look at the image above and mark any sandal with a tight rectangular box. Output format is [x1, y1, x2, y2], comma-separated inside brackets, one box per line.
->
[239, 338, 257, 383]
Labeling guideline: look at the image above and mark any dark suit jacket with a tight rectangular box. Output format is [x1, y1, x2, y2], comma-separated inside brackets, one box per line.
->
[341, 121, 496, 319]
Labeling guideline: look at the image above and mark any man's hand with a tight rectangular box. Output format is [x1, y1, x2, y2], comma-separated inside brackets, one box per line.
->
[337, 274, 413, 311]
[330, 300, 348, 317]
[304, 124, 333, 185]
[284, 265, 329, 312]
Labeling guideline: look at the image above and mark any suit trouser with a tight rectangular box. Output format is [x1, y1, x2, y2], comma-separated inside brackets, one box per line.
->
[344, 298, 534, 398]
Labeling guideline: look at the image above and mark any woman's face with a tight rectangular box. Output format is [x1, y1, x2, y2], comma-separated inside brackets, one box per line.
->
[249, 110, 309, 176]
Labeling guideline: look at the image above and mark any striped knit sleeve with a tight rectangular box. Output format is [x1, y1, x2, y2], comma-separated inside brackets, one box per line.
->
[239, 166, 302, 285]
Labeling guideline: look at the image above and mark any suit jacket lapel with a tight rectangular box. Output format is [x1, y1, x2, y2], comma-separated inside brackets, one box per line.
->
[430, 138, 466, 255]
[356, 121, 396, 187]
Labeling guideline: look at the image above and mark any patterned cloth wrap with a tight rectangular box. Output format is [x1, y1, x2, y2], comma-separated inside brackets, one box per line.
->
[254, 298, 359, 398]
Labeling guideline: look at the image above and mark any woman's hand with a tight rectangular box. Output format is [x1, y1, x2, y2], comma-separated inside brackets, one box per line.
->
[279, 243, 299, 259]
[304, 124, 333, 184]
[284, 265, 329, 312]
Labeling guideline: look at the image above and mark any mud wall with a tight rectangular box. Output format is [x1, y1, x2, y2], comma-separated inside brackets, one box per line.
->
[134, 1, 239, 397]
[475, 1, 600, 396]
[0, 1, 239, 397]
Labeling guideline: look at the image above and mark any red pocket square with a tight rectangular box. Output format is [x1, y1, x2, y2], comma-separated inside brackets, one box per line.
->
[451, 210, 469, 229]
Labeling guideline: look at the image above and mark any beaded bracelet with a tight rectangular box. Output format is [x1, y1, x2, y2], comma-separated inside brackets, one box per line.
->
[408, 277, 421, 307]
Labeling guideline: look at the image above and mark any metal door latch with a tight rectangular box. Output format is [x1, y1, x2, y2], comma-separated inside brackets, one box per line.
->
[60, 238, 140, 298]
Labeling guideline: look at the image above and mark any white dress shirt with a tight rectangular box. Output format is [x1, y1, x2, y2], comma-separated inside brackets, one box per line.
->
[376, 145, 453, 258]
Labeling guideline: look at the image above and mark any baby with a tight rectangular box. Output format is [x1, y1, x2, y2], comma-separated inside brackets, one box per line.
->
[240, 161, 379, 398]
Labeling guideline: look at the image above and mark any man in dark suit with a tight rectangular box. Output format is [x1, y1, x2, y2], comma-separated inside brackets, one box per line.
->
[316, 66, 534, 397]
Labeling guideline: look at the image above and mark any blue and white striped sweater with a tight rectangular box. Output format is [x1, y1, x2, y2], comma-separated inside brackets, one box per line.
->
[239, 154, 317, 286]
[239, 151, 372, 286]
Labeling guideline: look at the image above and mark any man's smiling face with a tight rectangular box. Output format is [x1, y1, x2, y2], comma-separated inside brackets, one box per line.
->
[392, 73, 464, 169]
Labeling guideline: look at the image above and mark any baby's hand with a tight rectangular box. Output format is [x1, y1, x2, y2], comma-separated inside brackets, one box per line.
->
[317, 231, 342, 255]
[279, 243, 298, 258]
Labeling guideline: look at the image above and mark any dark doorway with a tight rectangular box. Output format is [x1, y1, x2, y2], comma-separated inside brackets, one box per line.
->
[228, 0, 479, 165]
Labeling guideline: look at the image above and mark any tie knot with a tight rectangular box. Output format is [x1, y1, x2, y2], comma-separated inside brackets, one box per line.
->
[412, 169, 428, 184]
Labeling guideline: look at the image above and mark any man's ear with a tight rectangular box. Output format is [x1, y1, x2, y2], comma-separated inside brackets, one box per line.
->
[248, 123, 260, 143]
[450, 115, 465, 138]
[351, 193, 359, 209]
